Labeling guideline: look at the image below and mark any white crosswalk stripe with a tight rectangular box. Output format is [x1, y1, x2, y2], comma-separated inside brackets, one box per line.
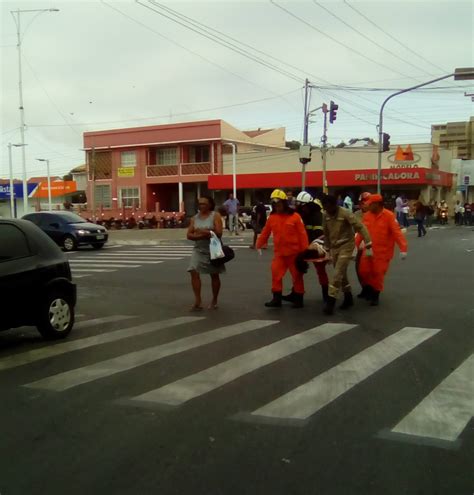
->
[249, 327, 441, 422]
[0, 316, 201, 371]
[70, 262, 140, 269]
[132, 323, 355, 406]
[71, 259, 164, 265]
[390, 353, 474, 443]
[25, 319, 278, 392]
[4, 315, 469, 447]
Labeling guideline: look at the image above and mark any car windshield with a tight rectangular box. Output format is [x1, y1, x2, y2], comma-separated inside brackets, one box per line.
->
[58, 212, 87, 224]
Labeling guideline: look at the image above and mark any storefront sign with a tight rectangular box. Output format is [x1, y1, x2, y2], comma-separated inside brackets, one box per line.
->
[0, 183, 38, 199]
[32, 181, 77, 198]
[118, 167, 135, 178]
[388, 145, 421, 168]
[355, 172, 420, 181]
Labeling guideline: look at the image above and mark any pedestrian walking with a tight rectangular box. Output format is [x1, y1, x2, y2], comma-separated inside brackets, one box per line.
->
[426, 202, 435, 228]
[321, 194, 372, 315]
[256, 189, 308, 308]
[395, 194, 404, 225]
[343, 193, 353, 211]
[454, 200, 463, 225]
[250, 200, 267, 249]
[286, 190, 296, 209]
[465, 202, 473, 225]
[282, 192, 329, 302]
[357, 194, 408, 306]
[355, 192, 371, 297]
[187, 196, 225, 311]
[414, 202, 427, 237]
[402, 202, 410, 228]
[223, 192, 240, 235]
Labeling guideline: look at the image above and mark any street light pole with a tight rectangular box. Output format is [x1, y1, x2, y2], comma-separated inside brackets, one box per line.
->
[7, 144, 15, 218]
[301, 78, 311, 190]
[36, 158, 52, 211]
[225, 142, 237, 198]
[10, 8, 59, 215]
[376, 72, 457, 194]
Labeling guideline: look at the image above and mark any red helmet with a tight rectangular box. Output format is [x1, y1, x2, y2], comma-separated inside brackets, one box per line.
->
[359, 192, 371, 203]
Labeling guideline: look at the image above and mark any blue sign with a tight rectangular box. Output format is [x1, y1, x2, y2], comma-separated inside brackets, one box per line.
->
[0, 183, 38, 199]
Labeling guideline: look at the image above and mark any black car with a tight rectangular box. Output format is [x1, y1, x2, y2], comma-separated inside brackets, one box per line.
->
[0, 219, 76, 339]
[23, 211, 108, 251]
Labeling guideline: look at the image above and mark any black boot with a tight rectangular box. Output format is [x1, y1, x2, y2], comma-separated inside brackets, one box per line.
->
[323, 296, 336, 315]
[340, 292, 354, 310]
[265, 292, 282, 308]
[321, 285, 329, 302]
[292, 293, 304, 308]
[370, 290, 380, 306]
[357, 286, 370, 299]
[282, 290, 297, 303]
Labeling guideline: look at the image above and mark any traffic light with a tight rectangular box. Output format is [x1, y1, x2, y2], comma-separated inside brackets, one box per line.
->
[299, 144, 312, 164]
[329, 100, 338, 124]
[382, 132, 391, 152]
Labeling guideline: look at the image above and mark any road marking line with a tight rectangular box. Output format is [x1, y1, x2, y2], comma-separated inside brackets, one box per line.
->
[25, 320, 278, 392]
[132, 323, 355, 406]
[73, 274, 90, 278]
[71, 258, 164, 264]
[90, 254, 187, 258]
[104, 252, 191, 256]
[0, 317, 202, 372]
[250, 327, 441, 421]
[68, 262, 141, 268]
[71, 268, 115, 273]
[390, 354, 474, 442]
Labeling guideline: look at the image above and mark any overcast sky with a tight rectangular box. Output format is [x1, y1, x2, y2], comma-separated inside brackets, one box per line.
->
[1, 0, 473, 179]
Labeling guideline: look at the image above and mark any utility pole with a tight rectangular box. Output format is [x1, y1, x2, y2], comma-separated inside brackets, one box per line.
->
[301, 78, 311, 190]
[7, 144, 15, 218]
[11, 8, 59, 216]
[321, 104, 328, 194]
[91, 146, 96, 221]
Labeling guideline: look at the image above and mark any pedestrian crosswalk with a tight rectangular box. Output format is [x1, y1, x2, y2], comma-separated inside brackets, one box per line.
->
[1, 316, 471, 449]
[67, 244, 247, 278]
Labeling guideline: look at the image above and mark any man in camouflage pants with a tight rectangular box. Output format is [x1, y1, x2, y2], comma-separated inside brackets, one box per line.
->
[321, 194, 372, 315]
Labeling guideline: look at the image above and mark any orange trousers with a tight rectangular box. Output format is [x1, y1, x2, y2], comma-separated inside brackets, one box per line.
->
[358, 255, 391, 292]
[271, 255, 305, 294]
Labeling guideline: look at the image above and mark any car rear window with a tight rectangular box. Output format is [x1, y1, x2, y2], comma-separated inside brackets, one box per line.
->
[23, 214, 42, 226]
[0, 224, 31, 261]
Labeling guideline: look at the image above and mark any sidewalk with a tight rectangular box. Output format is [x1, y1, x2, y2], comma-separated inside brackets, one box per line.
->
[107, 228, 253, 245]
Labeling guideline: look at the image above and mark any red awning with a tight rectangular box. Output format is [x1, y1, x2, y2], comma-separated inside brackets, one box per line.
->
[208, 168, 453, 189]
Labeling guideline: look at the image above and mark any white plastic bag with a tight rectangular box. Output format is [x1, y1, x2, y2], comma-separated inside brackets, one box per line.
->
[209, 231, 225, 260]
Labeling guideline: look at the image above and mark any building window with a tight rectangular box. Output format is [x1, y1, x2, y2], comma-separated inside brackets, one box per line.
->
[156, 147, 177, 165]
[121, 151, 137, 167]
[188, 145, 210, 163]
[119, 187, 140, 208]
[95, 184, 112, 208]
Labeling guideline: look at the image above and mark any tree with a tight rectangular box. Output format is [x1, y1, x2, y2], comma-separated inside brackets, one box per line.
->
[335, 141, 346, 148]
[348, 137, 376, 146]
[285, 140, 301, 150]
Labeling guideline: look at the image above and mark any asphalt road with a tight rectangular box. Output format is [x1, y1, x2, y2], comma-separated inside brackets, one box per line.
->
[1, 226, 473, 495]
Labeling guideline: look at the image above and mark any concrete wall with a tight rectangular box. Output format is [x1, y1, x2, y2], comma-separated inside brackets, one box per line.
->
[222, 144, 452, 175]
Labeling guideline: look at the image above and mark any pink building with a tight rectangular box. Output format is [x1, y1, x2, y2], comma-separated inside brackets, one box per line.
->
[83, 119, 286, 219]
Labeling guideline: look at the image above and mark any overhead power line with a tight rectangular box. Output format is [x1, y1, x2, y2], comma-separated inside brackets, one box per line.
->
[343, 0, 449, 74]
[270, 0, 418, 79]
[100, 1, 298, 107]
[313, 1, 436, 78]
[137, 0, 303, 83]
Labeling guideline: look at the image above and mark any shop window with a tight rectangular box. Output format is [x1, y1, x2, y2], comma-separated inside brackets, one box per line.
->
[121, 151, 136, 167]
[120, 187, 140, 208]
[95, 184, 112, 208]
[156, 148, 177, 165]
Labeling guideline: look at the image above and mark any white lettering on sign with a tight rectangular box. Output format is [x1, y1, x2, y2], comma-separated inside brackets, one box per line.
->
[390, 164, 419, 169]
[355, 172, 420, 181]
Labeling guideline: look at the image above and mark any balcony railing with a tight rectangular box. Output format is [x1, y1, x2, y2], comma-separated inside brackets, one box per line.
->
[146, 162, 211, 178]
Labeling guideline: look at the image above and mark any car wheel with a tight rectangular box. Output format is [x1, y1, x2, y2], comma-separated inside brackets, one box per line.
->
[91, 243, 105, 250]
[36, 291, 74, 339]
[62, 235, 77, 252]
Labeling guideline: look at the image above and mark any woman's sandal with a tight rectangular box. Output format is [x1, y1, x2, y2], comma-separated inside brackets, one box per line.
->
[190, 305, 203, 312]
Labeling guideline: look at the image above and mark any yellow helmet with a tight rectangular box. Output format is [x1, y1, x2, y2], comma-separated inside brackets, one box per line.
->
[314, 198, 323, 209]
[270, 189, 288, 202]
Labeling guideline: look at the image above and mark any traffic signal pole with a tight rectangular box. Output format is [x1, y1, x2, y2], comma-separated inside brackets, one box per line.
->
[301, 78, 310, 190]
[377, 72, 455, 194]
[321, 108, 328, 194]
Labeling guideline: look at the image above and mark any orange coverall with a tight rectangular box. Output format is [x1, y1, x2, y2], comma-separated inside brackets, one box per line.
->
[357, 208, 408, 292]
[257, 212, 308, 294]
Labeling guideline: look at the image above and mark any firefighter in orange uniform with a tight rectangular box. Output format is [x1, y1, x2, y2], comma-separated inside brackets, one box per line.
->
[257, 189, 308, 308]
[357, 194, 408, 306]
